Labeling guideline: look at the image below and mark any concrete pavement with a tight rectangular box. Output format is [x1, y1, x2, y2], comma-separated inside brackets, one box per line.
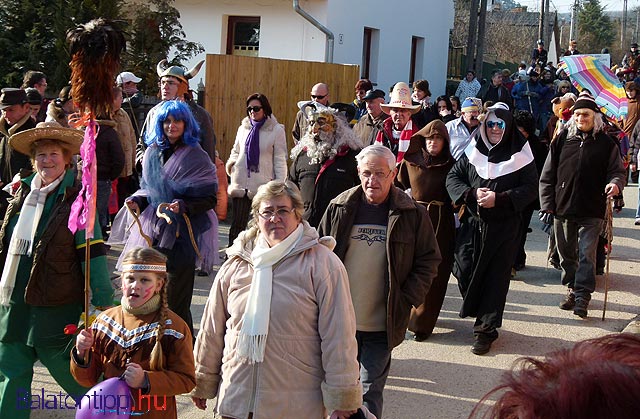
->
[31, 183, 640, 419]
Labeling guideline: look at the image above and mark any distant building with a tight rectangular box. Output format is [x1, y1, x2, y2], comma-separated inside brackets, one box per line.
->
[175, 0, 454, 98]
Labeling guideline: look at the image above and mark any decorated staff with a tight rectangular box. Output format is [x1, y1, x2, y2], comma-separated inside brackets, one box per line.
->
[66, 18, 125, 331]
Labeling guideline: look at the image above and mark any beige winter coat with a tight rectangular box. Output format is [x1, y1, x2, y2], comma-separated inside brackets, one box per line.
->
[192, 221, 361, 419]
[226, 115, 288, 199]
[112, 108, 137, 177]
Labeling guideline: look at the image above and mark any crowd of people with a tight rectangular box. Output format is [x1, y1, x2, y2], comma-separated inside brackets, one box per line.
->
[0, 40, 636, 418]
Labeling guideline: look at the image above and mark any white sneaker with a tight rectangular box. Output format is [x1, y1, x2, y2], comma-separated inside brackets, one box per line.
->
[635, 218, 640, 226]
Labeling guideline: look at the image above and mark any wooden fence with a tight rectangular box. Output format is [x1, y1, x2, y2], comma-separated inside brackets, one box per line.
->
[203, 54, 360, 162]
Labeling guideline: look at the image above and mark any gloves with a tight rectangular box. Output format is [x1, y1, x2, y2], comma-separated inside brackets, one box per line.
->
[539, 210, 554, 234]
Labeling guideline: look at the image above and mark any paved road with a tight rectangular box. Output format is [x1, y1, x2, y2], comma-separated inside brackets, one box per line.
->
[31, 184, 640, 419]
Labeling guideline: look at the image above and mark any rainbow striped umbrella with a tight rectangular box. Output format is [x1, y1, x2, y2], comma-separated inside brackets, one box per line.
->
[559, 55, 628, 119]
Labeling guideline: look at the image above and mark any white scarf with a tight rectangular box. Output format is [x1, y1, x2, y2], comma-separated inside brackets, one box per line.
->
[236, 223, 304, 363]
[0, 174, 63, 306]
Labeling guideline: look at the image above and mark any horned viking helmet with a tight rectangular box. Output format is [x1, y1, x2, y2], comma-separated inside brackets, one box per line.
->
[156, 59, 205, 84]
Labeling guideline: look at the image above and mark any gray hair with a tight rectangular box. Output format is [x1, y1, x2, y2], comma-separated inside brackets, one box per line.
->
[566, 108, 606, 136]
[356, 144, 396, 171]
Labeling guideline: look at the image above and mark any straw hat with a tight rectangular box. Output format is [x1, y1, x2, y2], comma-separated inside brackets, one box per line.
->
[380, 82, 421, 114]
[9, 121, 83, 156]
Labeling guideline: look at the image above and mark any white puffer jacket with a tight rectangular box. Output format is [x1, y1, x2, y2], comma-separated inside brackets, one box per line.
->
[226, 115, 288, 199]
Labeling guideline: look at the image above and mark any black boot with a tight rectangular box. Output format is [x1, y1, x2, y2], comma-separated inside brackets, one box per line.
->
[573, 296, 590, 318]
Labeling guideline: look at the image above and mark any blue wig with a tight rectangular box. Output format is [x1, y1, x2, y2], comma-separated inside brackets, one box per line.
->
[144, 100, 201, 150]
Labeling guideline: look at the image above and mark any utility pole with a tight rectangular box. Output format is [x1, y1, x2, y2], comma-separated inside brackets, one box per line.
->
[466, 0, 480, 73]
[545, 0, 551, 43]
[475, 0, 488, 79]
[622, 0, 628, 49]
[538, 0, 546, 42]
[569, 0, 578, 44]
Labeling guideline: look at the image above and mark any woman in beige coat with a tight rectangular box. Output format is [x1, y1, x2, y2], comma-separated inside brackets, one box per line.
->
[226, 93, 288, 246]
[191, 181, 362, 419]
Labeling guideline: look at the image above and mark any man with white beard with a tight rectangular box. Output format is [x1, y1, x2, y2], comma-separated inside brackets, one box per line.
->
[288, 105, 361, 227]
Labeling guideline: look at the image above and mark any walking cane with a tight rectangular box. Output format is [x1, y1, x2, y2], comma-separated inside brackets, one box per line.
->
[602, 198, 614, 321]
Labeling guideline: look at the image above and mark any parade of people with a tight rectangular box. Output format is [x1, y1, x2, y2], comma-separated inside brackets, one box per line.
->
[0, 4, 638, 419]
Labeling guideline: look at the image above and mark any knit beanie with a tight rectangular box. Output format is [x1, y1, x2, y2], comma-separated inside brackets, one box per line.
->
[572, 91, 599, 113]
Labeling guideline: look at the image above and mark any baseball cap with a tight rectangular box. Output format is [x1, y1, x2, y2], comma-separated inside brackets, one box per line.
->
[116, 71, 142, 85]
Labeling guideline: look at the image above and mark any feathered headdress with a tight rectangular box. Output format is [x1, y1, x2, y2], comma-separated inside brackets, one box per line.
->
[66, 18, 125, 117]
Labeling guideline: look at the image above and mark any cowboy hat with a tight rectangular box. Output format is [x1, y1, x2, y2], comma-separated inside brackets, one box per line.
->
[380, 82, 420, 114]
[9, 121, 83, 156]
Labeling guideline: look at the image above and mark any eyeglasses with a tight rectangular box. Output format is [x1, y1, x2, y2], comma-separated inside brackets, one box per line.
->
[359, 170, 392, 180]
[258, 207, 295, 220]
[486, 120, 506, 130]
[247, 105, 263, 113]
[311, 94, 327, 100]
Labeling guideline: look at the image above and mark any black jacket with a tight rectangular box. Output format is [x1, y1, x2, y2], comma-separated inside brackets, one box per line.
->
[539, 128, 626, 219]
[288, 147, 359, 227]
[95, 120, 125, 181]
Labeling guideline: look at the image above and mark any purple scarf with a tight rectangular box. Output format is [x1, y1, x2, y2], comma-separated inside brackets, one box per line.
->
[245, 117, 267, 175]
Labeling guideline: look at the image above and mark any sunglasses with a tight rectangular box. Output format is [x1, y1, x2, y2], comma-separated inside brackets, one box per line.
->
[247, 105, 263, 113]
[486, 120, 506, 130]
[311, 94, 326, 100]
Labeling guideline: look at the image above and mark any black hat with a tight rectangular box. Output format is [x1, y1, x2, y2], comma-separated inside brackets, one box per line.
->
[362, 89, 385, 101]
[0, 88, 27, 110]
[537, 39, 544, 45]
[24, 88, 42, 105]
[527, 67, 539, 78]
[632, 43, 639, 48]
[330, 102, 357, 122]
[572, 90, 600, 113]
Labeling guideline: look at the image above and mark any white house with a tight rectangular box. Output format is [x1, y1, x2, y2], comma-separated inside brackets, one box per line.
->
[175, 0, 454, 99]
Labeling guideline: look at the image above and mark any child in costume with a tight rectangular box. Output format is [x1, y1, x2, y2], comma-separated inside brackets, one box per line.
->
[71, 247, 195, 418]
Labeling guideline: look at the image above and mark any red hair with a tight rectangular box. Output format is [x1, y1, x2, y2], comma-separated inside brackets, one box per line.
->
[470, 334, 640, 419]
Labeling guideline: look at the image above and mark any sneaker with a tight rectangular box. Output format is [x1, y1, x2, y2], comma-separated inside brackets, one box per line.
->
[636, 218, 640, 226]
[573, 297, 589, 318]
[559, 289, 576, 310]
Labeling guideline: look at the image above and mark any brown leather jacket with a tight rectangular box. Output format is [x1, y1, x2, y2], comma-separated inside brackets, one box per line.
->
[317, 186, 441, 349]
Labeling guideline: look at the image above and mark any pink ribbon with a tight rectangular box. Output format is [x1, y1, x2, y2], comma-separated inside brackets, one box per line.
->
[68, 119, 98, 239]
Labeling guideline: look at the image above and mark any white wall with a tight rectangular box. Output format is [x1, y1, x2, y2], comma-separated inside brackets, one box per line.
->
[325, 0, 454, 99]
[175, 0, 454, 98]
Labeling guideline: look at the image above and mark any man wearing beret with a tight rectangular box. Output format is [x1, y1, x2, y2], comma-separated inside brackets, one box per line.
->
[0, 88, 36, 216]
[539, 91, 626, 318]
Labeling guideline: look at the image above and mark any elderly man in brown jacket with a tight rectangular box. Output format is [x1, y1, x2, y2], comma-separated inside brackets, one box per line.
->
[318, 144, 441, 418]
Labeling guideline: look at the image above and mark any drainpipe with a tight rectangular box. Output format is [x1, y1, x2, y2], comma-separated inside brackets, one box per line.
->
[293, 0, 334, 63]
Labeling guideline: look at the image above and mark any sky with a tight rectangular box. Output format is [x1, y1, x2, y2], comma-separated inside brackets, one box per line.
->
[516, 0, 632, 14]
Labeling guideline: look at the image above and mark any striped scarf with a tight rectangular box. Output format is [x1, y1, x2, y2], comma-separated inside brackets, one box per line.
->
[375, 119, 413, 163]
[0, 174, 63, 305]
